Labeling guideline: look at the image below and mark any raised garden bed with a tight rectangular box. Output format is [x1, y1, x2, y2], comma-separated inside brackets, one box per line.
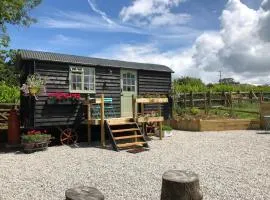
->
[136, 98, 168, 104]
[137, 116, 164, 123]
[170, 118, 260, 131]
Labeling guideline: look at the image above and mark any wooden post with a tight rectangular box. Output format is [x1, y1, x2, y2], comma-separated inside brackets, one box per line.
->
[161, 170, 203, 200]
[190, 91, 194, 107]
[65, 186, 104, 200]
[100, 94, 105, 147]
[132, 95, 136, 121]
[237, 90, 240, 105]
[87, 102, 91, 145]
[249, 91, 253, 104]
[158, 103, 163, 140]
[183, 92, 187, 108]
[230, 91, 233, 115]
[204, 92, 207, 114]
[208, 91, 212, 108]
[222, 91, 226, 106]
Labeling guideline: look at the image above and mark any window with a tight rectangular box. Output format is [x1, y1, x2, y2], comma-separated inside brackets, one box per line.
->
[69, 66, 95, 93]
[122, 72, 136, 92]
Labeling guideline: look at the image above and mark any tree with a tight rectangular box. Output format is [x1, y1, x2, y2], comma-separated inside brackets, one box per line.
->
[0, 0, 41, 86]
[219, 78, 240, 85]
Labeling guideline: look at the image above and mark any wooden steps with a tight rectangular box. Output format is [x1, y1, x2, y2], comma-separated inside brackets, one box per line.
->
[105, 118, 149, 151]
[112, 128, 140, 133]
[114, 135, 143, 140]
[117, 142, 146, 148]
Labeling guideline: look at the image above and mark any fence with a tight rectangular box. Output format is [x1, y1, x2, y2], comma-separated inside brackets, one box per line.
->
[0, 103, 19, 129]
[173, 91, 270, 109]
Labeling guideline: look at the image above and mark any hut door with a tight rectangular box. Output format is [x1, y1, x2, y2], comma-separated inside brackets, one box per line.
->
[121, 70, 137, 117]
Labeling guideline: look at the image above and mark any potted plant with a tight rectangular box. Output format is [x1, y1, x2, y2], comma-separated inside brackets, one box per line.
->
[21, 129, 51, 153]
[21, 73, 47, 100]
[47, 93, 81, 104]
[162, 125, 173, 137]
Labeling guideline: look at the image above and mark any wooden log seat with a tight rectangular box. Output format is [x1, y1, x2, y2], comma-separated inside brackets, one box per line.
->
[161, 170, 203, 200]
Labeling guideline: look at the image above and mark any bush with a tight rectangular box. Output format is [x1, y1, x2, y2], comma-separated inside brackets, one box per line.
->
[190, 107, 200, 115]
[162, 125, 173, 131]
[0, 82, 20, 103]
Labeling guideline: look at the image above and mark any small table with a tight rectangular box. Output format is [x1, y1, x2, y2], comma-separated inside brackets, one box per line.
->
[263, 115, 270, 131]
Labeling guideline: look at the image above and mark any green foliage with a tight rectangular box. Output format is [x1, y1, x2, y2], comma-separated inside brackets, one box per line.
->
[0, 0, 41, 48]
[173, 77, 206, 92]
[162, 125, 173, 131]
[173, 76, 270, 93]
[0, 82, 20, 103]
[21, 134, 51, 143]
[190, 107, 200, 115]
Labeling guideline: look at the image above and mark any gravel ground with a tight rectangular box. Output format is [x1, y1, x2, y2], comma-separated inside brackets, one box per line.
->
[0, 130, 270, 200]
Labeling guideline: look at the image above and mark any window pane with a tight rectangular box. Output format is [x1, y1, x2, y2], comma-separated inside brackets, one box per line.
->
[123, 73, 127, 78]
[84, 84, 89, 90]
[127, 79, 131, 85]
[131, 79, 135, 85]
[131, 86, 135, 91]
[85, 76, 89, 83]
[72, 74, 76, 82]
[90, 84, 94, 90]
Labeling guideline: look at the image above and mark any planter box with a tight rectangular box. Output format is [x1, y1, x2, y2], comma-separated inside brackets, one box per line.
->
[137, 116, 164, 123]
[47, 99, 79, 105]
[22, 141, 49, 153]
[136, 98, 168, 104]
[170, 118, 260, 131]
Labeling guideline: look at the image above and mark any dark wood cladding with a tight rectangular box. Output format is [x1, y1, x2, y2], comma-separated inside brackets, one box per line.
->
[138, 70, 172, 119]
[33, 61, 121, 127]
[20, 59, 171, 128]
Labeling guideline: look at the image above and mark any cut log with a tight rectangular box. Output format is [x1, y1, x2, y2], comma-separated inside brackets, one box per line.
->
[65, 186, 104, 200]
[161, 170, 203, 200]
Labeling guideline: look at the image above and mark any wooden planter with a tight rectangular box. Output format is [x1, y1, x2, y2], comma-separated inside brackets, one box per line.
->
[137, 116, 164, 123]
[22, 141, 49, 153]
[170, 118, 260, 131]
[136, 98, 168, 104]
[47, 99, 79, 105]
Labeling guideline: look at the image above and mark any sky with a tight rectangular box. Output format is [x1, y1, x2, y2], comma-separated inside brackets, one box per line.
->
[7, 0, 270, 84]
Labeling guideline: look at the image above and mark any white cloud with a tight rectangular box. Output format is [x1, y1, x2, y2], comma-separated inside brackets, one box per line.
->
[48, 34, 83, 46]
[95, 0, 270, 85]
[39, 10, 142, 34]
[119, 0, 190, 26]
[87, 0, 115, 25]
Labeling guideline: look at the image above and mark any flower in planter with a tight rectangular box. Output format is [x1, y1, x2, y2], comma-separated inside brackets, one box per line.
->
[21, 129, 51, 144]
[47, 92, 81, 104]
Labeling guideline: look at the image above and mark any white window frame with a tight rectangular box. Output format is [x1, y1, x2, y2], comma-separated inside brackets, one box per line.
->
[69, 66, 96, 93]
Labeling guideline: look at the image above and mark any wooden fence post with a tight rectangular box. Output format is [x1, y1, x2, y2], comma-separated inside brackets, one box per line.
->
[208, 91, 212, 108]
[183, 92, 187, 108]
[204, 92, 207, 114]
[190, 91, 194, 107]
[100, 94, 105, 147]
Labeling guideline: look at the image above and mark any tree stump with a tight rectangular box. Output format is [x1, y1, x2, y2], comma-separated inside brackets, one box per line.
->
[161, 170, 203, 200]
[65, 186, 104, 200]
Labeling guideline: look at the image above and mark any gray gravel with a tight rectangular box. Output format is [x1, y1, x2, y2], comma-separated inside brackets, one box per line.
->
[0, 130, 270, 200]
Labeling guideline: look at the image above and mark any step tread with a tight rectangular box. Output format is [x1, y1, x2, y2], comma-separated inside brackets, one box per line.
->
[109, 122, 137, 126]
[112, 128, 140, 133]
[114, 135, 143, 140]
[117, 141, 146, 148]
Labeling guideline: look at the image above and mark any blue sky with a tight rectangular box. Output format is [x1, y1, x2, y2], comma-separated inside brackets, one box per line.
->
[8, 0, 254, 55]
[6, 0, 270, 84]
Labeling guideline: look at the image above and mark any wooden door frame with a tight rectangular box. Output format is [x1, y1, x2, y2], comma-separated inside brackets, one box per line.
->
[120, 69, 138, 117]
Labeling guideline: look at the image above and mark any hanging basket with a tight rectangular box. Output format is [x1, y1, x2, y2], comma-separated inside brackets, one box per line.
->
[29, 87, 40, 96]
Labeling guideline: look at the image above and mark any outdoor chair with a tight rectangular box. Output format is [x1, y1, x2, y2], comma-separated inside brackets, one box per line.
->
[91, 98, 116, 119]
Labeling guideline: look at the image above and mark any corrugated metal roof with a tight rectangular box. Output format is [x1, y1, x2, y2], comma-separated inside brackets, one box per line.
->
[18, 49, 174, 73]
